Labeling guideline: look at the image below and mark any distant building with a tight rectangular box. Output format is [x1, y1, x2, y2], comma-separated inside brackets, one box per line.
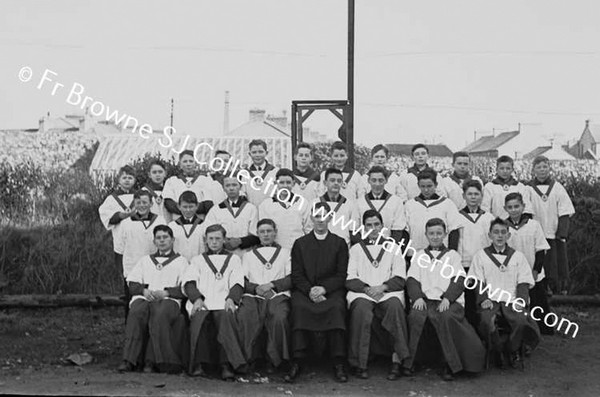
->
[386, 143, 453, 157]
[524, 140, 577, 161]
[567, 120, 600, 160]
[461, 129, 531, 159]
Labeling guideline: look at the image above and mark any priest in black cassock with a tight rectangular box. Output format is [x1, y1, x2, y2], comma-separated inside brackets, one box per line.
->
[286, 201, 349, 383]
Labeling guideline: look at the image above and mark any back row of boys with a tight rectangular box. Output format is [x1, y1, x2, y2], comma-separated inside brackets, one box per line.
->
[99, 139, 574, 302]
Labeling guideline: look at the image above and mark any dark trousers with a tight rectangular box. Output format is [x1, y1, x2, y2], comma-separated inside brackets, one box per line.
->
[530, 279, 553, 334]
[544, 239, 569, 291]
[114, 252, 129, 319]
[292, 328, 346, 364]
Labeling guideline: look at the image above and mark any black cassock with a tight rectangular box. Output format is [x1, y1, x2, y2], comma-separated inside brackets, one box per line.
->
[290, 232, 348, 333]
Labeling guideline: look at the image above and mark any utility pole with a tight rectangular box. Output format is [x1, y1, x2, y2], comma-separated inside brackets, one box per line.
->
[347, 0, 355, 167]
[170, 98, 174, 129]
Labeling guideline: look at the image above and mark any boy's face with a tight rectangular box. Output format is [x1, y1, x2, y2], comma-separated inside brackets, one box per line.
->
[418, 178, 436, 198]
[149, 165, 166, 184]
[489, 224, 510, 246]
[134, 195, 152, 215]
[118, 173, 136, 191]
[412, 148, 429, 166]
[154, 230, 174, 252]
[325, 172, 343, 194]
[453, 156, 470, 176]
[331, 149, 348, 168]
[372, 149, 387, 166]
[496, 162, 513, 180]
[364, 216, 383, 236]
[178, 201, 198, 218]
[276, 176, 294, 196]
[311, 207, 331, 231]
[249, 145, 267, 164]
[425, 225, 446, 247]
[368, 172, 387, 194]
[464, 187, 482, 207]
[206, 230, 225, 252]
[223, 177, 241, 199]
[295, 148, 312, 168]
[179, 154, 196, 175]
[533, 161, 550, 181]
[257, 224, 277, 245]
[504, 199, 524, 219]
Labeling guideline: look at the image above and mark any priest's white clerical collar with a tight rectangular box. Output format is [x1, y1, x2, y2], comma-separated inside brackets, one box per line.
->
[313, 231, 329, 240]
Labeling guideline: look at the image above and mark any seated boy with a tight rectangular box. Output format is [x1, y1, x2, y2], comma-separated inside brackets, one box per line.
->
[118, 225, 190, 374]
[237, 218, 292, 372]
[183, 224, 246, 380]
[405, 218, 485, 381]
[468, 218, 541, 369]
[504, 193, 552, 334]
[346, 210, 410, 380]
[169, 191, 206, 261]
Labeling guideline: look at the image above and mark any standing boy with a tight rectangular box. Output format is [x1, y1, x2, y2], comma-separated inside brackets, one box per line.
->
[319, 141, 367, 201]
[244, 139, 279, 206]
[527, 156, 575, 294]
[346, 210, 410, 380]
[440, 152, 482, 209]
[292, 142, 321, 202]
[118, 225, 189, 374]
[482, 155, 533, 219]
[398, 144, 443, 200]
[363, 144, 408, 201]
[168, 191, 206, 261]
[405, 218, 485, 381]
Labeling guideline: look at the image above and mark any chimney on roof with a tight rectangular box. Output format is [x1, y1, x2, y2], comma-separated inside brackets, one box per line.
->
[79, 116, 87, 133]
[38, 117, 45, 133]
[223, 91, 230, 135]
[586, 119, 590, 128]
[266, 110, 288, 128]
[249, 108, 266, 122]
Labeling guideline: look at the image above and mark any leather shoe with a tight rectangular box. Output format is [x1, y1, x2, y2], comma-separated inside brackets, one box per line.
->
[387, 363, 401, 380]
[352, 367, 368, 379]
[118, 361, 135, 373]
[221, 364, 235, 381]
[510, 350, 524, 371]
[334, 364, 348, 383]
[284, 362, 300, 383]
[190, 365, 207, 377]
[441, 365, 454, 381]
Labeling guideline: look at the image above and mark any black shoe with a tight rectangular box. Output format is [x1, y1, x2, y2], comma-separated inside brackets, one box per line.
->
[441, 365, 455, 381]
[510, 351, 524, 371]
[334, 364, 348, 383]
[221, 364, 235, 381]
[190, 365, 207, 378]
[118, 360, 135, 373]
[402, 367, 414, 377]
[352, 367, 368, 379]
[284, 362, 300, 383]
[264, 361, 276, 375]
[387, 363, 401, 380]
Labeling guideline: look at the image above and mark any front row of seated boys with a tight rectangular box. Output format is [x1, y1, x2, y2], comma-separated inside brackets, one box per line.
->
[117, 202, 542, 383]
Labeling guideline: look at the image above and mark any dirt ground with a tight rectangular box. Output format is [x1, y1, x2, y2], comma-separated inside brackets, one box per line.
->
[0, 305, 599, 397]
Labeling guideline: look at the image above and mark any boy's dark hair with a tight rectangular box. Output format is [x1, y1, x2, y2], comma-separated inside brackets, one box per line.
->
[452, 151, 470, 163]
[411, 143, 429, 155]
[257, 218, 277, 229]
[134, 189, 153, 200]
[330, 141, 348, 154]
[312, 201, 332, 215]
[295, 142, 313, 155]
[362, 209, 383, 225]
[324, 167, 343, 180]
[179, 150, 194, 160]
[153, 224, 173, 238]
[215, 149, 230, 157]
[417, 169, 438, 183]
[425, 217, 446, 232]
[463, 179, 483, 193]
[532, 155, 550, 168]
[496, 155, 514, 166]
[371, 144, 389, 157]
[118, 165, 136, 178]
[249, 139, 267, 151]
[275, 168, 294, 180]
[205, 224, 227, 237]
[490, 217, 509, 232]
[148, 160, 166, 171]
[367, 166, 388, 179]
[178, 191, 199, 205]
[504, 192, 524, 204]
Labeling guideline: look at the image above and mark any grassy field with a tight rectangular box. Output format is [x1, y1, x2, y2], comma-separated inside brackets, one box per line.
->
[0, 305, 599, 396]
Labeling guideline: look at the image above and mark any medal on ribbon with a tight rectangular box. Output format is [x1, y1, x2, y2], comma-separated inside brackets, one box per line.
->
[265, 262, 272, 270]
[300, 182, 306, 190]
[215, 272, 223, 280]
[156, 195, 163, 205]
[252, 245, 281, 271]
[503, 184, 509, 191]
[541, 194, 548, 202]
[203, 253, 233, 282]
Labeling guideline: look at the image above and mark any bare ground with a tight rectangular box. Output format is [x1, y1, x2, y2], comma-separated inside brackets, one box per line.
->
[0, 306, 599, 397]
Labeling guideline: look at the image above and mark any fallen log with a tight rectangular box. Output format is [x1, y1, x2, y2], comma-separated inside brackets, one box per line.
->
[0, 294, 125, 308]
[0, 294, 599, 308]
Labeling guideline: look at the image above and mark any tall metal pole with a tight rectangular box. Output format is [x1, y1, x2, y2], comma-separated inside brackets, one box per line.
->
[170, 98, 174, 129]
[347, 0, 355, 168]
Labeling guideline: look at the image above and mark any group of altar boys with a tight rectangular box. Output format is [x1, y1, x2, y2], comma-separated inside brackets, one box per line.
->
[98, 139, 574, 382]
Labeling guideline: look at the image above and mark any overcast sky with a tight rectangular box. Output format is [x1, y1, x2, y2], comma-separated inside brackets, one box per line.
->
[2, 0, 600, 150]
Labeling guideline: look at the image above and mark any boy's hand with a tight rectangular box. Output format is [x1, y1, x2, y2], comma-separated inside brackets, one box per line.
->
[437, 297, 450, 312]
[143, 289, 155, 301]
[190, 299, 207, 316]
[532, 270, 539, 281]
[310, 286, 326, 301]
[256, 283, 274, 297]
[224, 298, 237, 313]
[481, 299, 493, 310]
[151, 290, 169, 300]
[225, 238, 242, 250]
[413, 298, 427, 311]
[369, 285, 387, 301]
